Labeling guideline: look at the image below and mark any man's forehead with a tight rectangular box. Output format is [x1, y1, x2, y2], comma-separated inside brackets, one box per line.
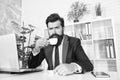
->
[48, 20, 61, 28]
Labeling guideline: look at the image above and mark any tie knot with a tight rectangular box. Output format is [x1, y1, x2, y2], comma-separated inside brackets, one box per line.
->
[55, 45, 58, 48]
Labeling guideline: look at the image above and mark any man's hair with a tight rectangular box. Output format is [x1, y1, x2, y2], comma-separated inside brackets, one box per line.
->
[46, 13, 64, 27]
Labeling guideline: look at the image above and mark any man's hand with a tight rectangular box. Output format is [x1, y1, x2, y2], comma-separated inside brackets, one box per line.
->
[54, 63, 77, 76]
[32, 38, 49, 56]
[35, 38, 49, 48]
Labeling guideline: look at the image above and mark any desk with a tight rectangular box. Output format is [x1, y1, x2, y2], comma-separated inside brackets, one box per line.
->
[0, 71, 119, 80]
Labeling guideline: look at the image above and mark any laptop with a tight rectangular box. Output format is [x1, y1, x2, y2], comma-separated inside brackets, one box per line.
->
[0, 33, 42, 73]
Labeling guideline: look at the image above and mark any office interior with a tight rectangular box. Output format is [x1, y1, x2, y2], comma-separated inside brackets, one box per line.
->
[0, 0, 120, 80]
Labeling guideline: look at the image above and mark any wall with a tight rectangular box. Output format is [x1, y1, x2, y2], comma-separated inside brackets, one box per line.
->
[0, 0, 22, 35]
[22, 0, 77, 37]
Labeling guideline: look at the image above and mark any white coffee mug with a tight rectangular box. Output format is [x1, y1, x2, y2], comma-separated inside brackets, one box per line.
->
[48, 38, 58, 45]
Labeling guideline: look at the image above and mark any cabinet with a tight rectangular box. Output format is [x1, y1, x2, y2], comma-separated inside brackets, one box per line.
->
[65, 18, 117, 72]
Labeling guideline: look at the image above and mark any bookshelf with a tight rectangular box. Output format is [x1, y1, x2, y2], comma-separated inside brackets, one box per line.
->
[65, 18, 117, 73]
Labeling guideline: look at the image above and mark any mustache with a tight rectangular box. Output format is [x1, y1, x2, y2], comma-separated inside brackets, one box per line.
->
[49, 34, 60, 39]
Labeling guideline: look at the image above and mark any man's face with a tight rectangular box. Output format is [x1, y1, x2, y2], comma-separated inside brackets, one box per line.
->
[47, 20, 64, 38]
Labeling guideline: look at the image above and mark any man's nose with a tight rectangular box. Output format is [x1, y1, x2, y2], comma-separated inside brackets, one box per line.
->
[52, 28, 56, 34]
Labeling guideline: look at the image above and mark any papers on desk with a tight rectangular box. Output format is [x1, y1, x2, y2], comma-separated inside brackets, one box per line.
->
[91, 72, 110, 78]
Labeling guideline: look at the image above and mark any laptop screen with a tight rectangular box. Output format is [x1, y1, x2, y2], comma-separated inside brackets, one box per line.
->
[0, 33, 20, 72]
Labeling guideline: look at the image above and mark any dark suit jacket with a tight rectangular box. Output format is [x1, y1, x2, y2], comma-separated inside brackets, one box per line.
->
[28, 35, 93, 73]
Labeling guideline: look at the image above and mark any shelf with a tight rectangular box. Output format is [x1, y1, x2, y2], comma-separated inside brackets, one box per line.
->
[94, 59, 117, 72]
[81, 40, 92, 43]
[93, 37, 114, 41]
[65, 18, 117, 72]
[94, 58, 116, 61]
[92, 19, 113, 41]
[94, 39, 116, 59]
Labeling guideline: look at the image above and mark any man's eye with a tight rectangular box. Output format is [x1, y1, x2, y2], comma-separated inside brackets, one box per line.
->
[49, 28, 53, 30]
[55, 27, 60, 29]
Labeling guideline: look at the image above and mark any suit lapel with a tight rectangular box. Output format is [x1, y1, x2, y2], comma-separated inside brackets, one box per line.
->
[62, 35, 69, 63]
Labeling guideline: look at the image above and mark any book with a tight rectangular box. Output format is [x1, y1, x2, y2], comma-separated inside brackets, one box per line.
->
[110, 45, 115, 58]
[88, 23, 92, 39]
[91, 72, 110, 78]
[85, 23, 89, 36]
[79, 31, 84, 40]
[106, 45, 111, 58]
[85, 22, 91, 40]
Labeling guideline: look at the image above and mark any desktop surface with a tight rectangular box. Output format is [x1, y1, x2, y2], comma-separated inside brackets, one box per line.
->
[0, 70, 118, 80]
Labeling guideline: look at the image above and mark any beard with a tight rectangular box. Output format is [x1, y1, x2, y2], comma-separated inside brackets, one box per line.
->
[49, 33, 63, 46]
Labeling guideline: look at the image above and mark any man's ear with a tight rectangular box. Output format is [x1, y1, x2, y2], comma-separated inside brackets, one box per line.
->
[62, 27, 64, 31]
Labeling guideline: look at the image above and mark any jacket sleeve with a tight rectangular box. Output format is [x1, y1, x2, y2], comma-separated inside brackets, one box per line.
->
[28, 48, 45, 68]
[73, 39, 94, 73]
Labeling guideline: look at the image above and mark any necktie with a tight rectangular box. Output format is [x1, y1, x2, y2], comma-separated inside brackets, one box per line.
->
[55, 46, 59, 68]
